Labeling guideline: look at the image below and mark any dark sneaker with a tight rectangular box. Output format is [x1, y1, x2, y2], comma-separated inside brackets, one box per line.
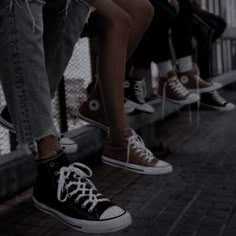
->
[78, 84, 109, 132]
[0, 106, 78, 153]
[102, 129, 173, 175]
[33, 151, 132, 233]
[158, 70, 200, 105]
[201, 90, 235, 111]
[178, 69, 222, 93]
[124, 79, 154, 114]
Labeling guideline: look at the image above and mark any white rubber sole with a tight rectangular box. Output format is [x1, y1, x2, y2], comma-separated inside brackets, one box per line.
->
[102, 156, 173, 175]
[158, 94, 200, 106]
[78, 112, 109, 132]
[33, 197, 132, 234]
[62, 144, 78, 154]
[200, 102, 236, 111]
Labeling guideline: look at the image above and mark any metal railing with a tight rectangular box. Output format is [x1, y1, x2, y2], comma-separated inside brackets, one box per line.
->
[202, 0, 236, 74]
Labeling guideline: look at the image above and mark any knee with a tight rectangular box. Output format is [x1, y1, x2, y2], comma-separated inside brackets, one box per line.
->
[143, 0, 155, 25]
[110, 11, 133, 36]
[131, 0, 154, 27]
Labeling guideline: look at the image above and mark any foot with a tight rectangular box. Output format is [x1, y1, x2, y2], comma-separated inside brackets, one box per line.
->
[102, 129, 173, 175]
[33, 151, 132, 233]
[178, 69, 222, 93]
[0, 106, 78, 154]
[200, 90, 235, 111]
[157, 70, 200, 105]
[124, 79, 154, 114]
[78, 84, 109, 132]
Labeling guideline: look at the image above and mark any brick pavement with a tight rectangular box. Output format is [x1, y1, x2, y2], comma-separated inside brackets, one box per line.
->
[1, 89, 236, 236]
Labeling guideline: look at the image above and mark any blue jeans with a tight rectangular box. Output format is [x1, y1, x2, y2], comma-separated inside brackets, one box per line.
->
[0, 0, 90, 148]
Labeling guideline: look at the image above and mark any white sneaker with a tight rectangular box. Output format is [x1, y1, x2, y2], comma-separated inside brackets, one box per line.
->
[60, 135, 78, 154]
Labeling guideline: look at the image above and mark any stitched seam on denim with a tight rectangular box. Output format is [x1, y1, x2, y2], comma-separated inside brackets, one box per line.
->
[9, 4, 34, 143]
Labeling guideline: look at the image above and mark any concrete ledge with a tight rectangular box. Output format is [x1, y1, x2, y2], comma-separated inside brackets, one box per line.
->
[212, 70, 236, 87]
[1, 70, 236, 202]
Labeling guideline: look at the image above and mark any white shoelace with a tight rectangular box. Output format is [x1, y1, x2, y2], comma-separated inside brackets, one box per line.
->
[134, 80, 146, 104]
[126, 133, 155, 165]
[57, 163, 109, 212]
[168, 77, 189, 97]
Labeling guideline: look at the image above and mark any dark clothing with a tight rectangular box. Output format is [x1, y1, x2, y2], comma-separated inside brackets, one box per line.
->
[192, 7, 226, 79]
[132, 0, 194, 69]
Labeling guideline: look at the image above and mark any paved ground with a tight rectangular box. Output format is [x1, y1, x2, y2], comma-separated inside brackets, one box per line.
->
[1, 88, 236, 236]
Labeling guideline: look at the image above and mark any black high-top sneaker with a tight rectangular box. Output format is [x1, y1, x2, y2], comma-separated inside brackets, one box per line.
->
[124, 79, 154, 114]
[200, 90, 235, 111]
[33, 151, 132, 233]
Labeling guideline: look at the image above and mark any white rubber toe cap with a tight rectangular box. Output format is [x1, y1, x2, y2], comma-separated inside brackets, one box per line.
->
[155, 160, 173, 174]
[224, 102, 235, 111]
[100, 206, 125, 220]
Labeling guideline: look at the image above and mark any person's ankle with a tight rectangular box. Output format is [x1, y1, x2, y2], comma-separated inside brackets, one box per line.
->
[107, 128, 132, 145]
[37, 135, 62, 160]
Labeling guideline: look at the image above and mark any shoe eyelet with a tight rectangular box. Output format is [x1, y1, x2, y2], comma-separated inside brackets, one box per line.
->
[81, 204, 86, 208]
[74, 199, 78, 203]
[89, 100, 100, 111]
[88, 209, 92, 213]
[50, 162, 55, 168]
[180, 76, 189, 84]
[124, 81, 130, 88]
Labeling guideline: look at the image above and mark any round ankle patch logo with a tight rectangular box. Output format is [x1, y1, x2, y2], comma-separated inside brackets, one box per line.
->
[180, 76, 189, 84]
[89, 99, 100, 111]
[124, 81, 130, 88]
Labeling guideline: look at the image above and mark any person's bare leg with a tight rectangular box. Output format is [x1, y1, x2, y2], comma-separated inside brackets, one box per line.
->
[90, 0, 132, 143]
[87, 0, 154, 143]
[113, 0, 154, 58]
